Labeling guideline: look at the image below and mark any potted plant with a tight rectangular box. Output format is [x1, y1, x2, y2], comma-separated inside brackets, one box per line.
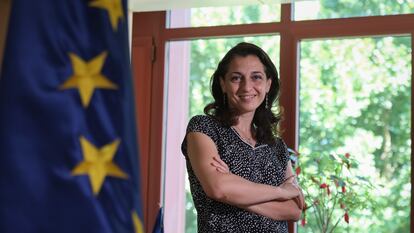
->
[289, 149, 375, 233]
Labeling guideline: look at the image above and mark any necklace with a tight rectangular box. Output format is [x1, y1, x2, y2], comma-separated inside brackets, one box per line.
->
[233, 126, 256, 146]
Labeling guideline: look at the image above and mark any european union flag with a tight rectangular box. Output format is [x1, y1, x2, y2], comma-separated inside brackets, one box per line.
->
[0, 1, 144, 232]
[152, 207, 164, 233]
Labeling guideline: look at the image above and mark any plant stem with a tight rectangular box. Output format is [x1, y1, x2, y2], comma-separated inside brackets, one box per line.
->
[313, 205, 325, 232]
[328, 216, 343, 233]
[304, 188, 325, 231]
[326, 191, 339, 230]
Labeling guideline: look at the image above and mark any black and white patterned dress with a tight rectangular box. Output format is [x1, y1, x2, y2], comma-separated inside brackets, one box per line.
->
[181, 115, 290, 233]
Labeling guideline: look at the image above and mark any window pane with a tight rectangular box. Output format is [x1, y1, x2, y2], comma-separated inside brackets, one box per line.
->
[168, 4, 281, 28]
[186, 36, 280, 232]
[294, 0, 414, 20]
[298, 36, 411, 232]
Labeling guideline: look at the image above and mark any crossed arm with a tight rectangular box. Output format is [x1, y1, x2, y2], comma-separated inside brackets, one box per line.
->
[186, 132, 304, 221]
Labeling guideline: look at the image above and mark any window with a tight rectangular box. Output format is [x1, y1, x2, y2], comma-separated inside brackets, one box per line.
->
[131, 3, 414, 233]
[298, 36, 411, 232]
[168, 4, 281, 28]
[294, 0, 414, 20]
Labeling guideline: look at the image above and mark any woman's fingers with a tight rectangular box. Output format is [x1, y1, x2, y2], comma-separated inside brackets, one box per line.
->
[279, 182, 300, 199]
[210, 161, 223, 169]
[283, 174, 296, 183]
[212, 157, 229, 172]
[216, 167, 228, 173]
[210, 158, 229, 173]
[213, 156, 229, 170]
[292, 196, 304, 210]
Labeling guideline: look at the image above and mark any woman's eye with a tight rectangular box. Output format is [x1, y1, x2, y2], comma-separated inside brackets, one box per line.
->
[230, 76, 241, 82]
[252, 75, 263, 80]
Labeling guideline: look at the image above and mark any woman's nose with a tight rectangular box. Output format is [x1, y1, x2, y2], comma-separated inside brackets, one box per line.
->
[240, 79, 252, 91]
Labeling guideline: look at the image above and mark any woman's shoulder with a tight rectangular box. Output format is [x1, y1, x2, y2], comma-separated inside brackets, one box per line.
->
[187, 114, 221, 130]
[188, 114, 213, 123]
[186, 114, 225, 137]
[183, 115, 222, 151]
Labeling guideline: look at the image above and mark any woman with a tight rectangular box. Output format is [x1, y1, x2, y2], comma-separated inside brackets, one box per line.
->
[181, 42, 304, 233]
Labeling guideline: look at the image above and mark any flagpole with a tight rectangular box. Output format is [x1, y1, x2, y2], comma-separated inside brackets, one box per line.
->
[0, 0, 12, 75]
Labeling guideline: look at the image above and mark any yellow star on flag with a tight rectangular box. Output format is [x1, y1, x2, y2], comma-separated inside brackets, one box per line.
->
[72, 136, 128, 195]
[132, 211, 144, 233]
[89, 0, 124, 30]
[60, 51, 117, 108]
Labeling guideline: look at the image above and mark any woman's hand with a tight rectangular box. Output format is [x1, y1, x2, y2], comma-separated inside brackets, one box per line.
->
[283, 175, 304, 209]
[292, 190, 304, 210]
[210, 156, 230, 174]
[277, 175, 301, 200]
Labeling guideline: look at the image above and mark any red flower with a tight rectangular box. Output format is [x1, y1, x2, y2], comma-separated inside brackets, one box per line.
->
[342, 186, 346, 193]
[340, 203, 345, 209]
[345, 153, 350, 158]
[334, 180, 339, 187]
[301, 217, 306, 226]
[344, 212, 349, 223]
[296, 166, 301, 175]
[319, 183, 330, 195]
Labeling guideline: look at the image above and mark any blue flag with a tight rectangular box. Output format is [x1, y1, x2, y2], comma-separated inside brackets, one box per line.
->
[0, 1, 144, 232]
[152, 207, 164, 233]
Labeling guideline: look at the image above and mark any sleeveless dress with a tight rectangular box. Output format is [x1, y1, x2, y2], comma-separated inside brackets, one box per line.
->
[181, 115, 290, 233]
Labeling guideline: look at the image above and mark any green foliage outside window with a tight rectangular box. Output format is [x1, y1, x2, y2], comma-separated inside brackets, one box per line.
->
[190, 4, 280, 27]
[295, 0, 414, 20]
[298, 35, 411, 233]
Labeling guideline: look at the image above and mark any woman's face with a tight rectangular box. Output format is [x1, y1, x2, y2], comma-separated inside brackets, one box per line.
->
[220, 55, 272, 115]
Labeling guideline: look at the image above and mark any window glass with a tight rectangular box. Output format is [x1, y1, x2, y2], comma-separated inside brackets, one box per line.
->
[294, 0, 414, 20]
[168, 4, 281, 28]
[298, 36, 411, 232]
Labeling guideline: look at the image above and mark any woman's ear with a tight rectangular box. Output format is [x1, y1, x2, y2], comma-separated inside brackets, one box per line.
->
[266, 77, 272, 92]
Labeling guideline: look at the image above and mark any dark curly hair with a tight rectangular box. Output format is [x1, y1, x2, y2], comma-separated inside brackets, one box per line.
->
[204, 42, 282, 145]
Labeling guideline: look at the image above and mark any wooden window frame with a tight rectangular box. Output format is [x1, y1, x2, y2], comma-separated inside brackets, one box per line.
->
[132, 4, 414, 232]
